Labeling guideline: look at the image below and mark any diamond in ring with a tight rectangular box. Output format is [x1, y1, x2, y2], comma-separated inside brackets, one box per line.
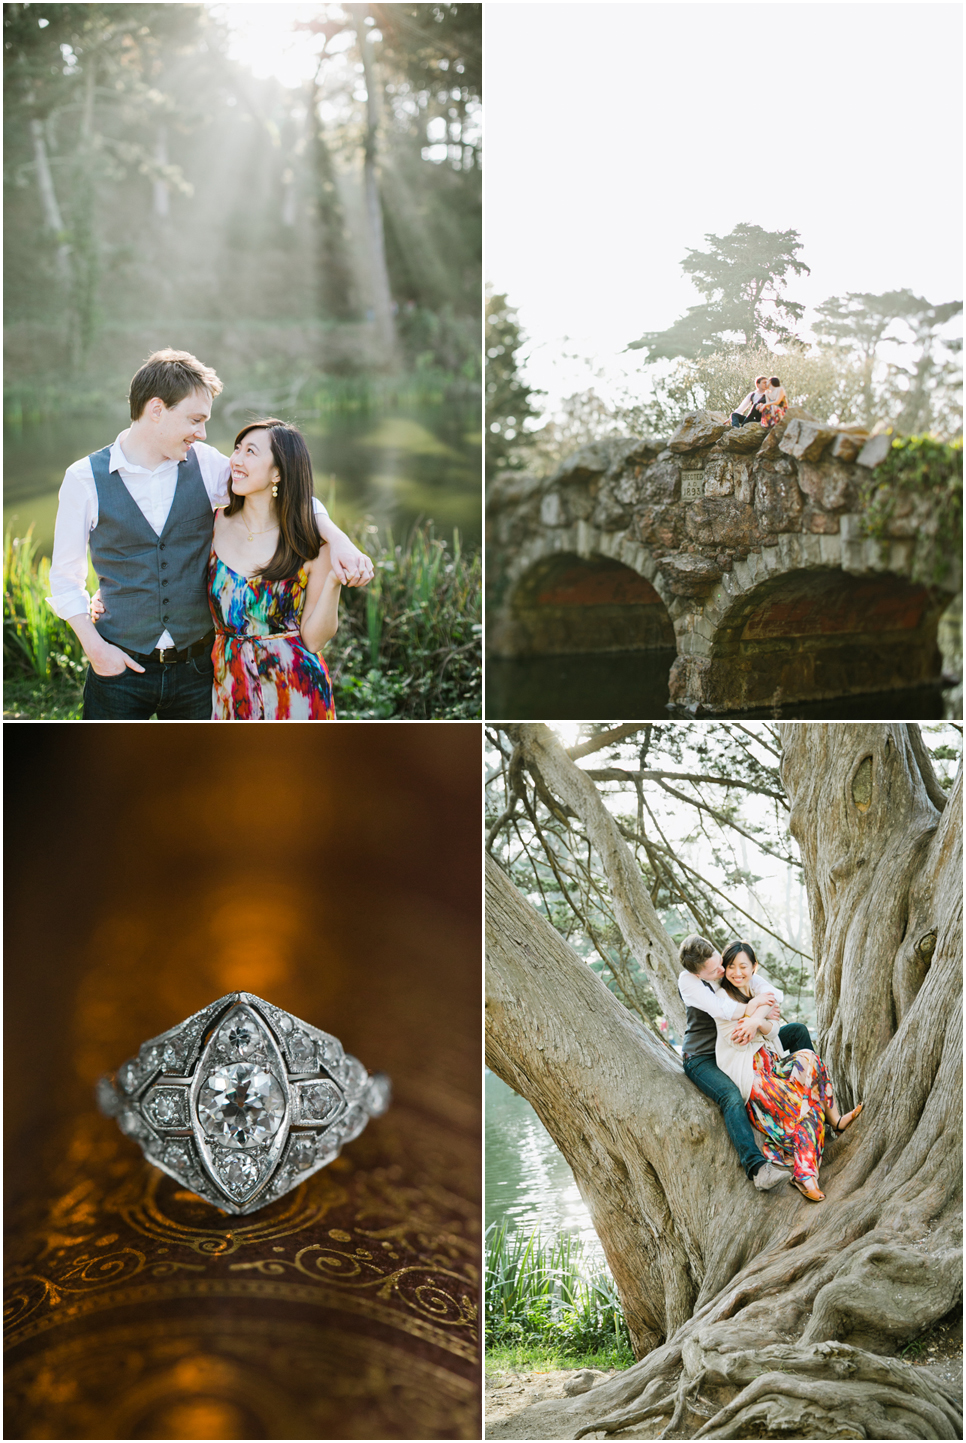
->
[96, 992, 391, 1216]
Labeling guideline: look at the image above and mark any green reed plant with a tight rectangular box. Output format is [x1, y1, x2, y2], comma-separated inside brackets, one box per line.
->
[331, 525, 481, 720]
[485, 1220, 633, 1362]
[3, 522, 480, 721]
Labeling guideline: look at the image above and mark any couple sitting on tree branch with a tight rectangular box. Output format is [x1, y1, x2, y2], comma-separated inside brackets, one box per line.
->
[678, 934, 862, 1201]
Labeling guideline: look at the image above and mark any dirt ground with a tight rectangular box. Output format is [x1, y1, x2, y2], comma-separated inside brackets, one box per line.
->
[485, 1313, 963, 1440]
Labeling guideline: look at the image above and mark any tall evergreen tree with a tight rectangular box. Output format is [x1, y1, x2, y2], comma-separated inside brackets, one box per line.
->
[485, 290, 542, 480]
[629, 223, 809, 361]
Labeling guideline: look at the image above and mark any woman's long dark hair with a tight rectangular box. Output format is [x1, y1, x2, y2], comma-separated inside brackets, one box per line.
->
[719, 940, 760, 1002]
[224, 418, 323, 581]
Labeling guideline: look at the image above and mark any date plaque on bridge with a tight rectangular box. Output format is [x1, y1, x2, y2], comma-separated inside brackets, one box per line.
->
[681, 470, 705, 499]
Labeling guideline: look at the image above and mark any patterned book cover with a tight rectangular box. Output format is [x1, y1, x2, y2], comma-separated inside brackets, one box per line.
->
[4, 727, 481, 1440]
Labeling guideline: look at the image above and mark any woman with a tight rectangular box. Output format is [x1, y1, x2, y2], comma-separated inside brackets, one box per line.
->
[715, 941, 862, 1201]
[759, 376, 788, 428]
[209, 419, 342, 719]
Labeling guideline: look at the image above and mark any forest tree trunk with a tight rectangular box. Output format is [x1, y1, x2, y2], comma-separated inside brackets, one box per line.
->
[350, 4, 397, 364]
[486, 724, 962, 1439]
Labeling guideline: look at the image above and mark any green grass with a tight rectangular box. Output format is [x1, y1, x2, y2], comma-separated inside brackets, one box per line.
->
[486, 1341, 633, 1372]
[485, 1220, 634, 1365]
[3, 522, 480, 720]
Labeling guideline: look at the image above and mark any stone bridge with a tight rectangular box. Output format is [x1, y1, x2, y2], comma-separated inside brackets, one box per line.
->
[487, 410, 961, 713]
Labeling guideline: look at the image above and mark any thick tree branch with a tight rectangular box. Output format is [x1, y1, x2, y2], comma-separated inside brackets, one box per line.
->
[505, 724, 686, 1034]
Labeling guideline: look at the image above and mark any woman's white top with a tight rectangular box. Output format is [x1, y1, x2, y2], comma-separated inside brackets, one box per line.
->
[715, 1013, 787, 1101]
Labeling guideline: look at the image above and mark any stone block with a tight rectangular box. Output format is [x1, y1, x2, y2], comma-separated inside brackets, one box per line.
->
[803, 508, 841, 534]
[818, 534, 843, 566]
[656, 553, 723, 596]
[668, 411, 730, 453]
[779, 418, 838, 462]
[798, 532, 825, 567]
[702, 458, 734, 496]
[830, 431, 868, 462]
[733, 460, 755, 504]
[796, 460, 856, 511]
[778, 533, 804, 571]
[755, 470, 804, 533]
[540, 491, 566, 527]
[638, 502, 684, 550]
[640, 456, 682, 503]
[686, 497, 758, 549]
[889, 540, 914, 575]
[856, 432, 896, 468]
[839, 514, 866, 541]
[715, 424, 766, 454]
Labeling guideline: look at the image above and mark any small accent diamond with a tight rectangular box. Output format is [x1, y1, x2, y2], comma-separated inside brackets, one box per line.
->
[300, 1081, 341, 1123]
[118, 1062, 139, 1094]
[290, 1136, 316, 1171]
[366, 1074, 392, 1117]
[162, 1041, 183, 1071]
[340, 1105, 368, 1143]
[216, 1151, 260, 1192]
[343, 1057, 367, 1095]
[288, 1031, 316, 1071]
[152, 1093, 181, 1125]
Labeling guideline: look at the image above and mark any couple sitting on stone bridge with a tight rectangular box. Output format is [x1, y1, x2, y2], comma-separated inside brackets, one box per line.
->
[731, 375, 788, 430]
[677, 934, 863, 1202]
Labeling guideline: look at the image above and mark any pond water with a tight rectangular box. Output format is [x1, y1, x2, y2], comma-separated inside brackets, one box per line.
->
[485, 1069, 601, 1260]
[3, 401, 481, 558]
[485, 651, 949, 720]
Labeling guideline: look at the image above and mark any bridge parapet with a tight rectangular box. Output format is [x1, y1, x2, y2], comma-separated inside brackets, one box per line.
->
[487, 410, 962, 712]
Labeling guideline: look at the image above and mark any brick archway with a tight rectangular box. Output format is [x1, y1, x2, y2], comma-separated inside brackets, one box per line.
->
[670, 568, 946, 712]
[501, 551, 675, 657]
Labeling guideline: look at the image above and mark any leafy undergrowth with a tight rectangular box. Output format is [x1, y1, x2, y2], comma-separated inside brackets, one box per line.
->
[3, 523, 480, 721]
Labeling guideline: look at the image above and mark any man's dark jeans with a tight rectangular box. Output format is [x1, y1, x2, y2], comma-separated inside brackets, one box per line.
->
[684, 1023, 815, 1178]
[731, 409, 762, 428]
[82, 654, 214, 720]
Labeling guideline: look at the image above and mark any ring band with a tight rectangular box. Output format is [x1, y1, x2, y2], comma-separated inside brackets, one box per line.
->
[96, 992, 391, 1216]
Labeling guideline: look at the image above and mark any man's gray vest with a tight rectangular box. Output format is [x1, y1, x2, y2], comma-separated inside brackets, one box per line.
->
[680, 978, 719, 1058]
[88, 445, 214, 652]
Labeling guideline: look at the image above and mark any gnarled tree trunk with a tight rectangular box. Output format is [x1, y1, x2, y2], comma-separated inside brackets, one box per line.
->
[485, 724, 962, 1440]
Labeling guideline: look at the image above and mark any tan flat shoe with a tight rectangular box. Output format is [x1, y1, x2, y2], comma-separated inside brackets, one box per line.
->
[791, 1176, 824, 1202]
[832, 1102, 863, 1133]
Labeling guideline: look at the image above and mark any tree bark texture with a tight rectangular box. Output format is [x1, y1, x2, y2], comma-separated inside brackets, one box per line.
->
[486, 725, 962, 1440]
[350, 4, 397, 363]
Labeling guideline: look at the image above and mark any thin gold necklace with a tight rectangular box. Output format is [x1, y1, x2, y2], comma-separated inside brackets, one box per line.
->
[239, 511, 279, 543]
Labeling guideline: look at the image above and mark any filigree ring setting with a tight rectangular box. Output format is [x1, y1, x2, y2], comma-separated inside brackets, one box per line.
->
[96, 992, 391, 1215]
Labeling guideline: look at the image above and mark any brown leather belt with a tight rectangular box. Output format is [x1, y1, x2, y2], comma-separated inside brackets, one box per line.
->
[127, 630, 215, 666]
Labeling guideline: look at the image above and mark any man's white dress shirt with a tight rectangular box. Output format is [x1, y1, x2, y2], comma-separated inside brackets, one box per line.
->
[677, 968, 783, 1021]
[48, 433, 327, 651]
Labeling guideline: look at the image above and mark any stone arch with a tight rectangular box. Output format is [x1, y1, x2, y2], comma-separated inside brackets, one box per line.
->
[494, 537, 675, 658]
[670, 559, 947, 712]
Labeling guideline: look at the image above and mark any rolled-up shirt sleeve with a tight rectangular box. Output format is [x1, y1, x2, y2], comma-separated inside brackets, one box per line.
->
[677, 970, 744, 1021]
[47, 465, 97, 620]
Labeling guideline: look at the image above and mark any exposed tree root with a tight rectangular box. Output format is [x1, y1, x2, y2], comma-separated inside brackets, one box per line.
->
[570, 1341, 962, 1441]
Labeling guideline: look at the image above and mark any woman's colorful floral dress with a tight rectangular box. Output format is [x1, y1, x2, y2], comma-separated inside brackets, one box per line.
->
[760, 388, 788, 428]
[208, 550, 335, 720]
[747, 1046, 832, 1183]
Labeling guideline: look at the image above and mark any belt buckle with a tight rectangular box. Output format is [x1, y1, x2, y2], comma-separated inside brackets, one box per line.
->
[157, 645, 176, 665]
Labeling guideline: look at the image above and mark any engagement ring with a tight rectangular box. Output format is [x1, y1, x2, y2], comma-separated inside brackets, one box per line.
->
[96, 992, 391, 1215]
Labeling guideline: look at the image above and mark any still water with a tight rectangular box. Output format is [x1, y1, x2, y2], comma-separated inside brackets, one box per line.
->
[3, 401, 481, 558]
[486, 651, 948, 721]
[486, 1069, 601, 1260]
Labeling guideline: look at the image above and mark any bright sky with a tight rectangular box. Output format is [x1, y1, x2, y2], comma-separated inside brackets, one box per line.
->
[485, 2, 964, 410]
[208, 3, 355, 88]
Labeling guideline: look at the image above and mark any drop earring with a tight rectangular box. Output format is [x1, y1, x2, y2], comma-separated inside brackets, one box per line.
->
[271, 477, 279, 498]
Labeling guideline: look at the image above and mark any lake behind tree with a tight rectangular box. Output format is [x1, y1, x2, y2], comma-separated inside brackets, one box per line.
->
[486, 1069, 602, 1261]
[3, 400, 481, 558]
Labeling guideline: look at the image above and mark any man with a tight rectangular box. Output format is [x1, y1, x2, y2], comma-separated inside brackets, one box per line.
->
[731, 375, 770, 428]
[48, 349, 374, 720]
[677, 934, 814, 1190]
